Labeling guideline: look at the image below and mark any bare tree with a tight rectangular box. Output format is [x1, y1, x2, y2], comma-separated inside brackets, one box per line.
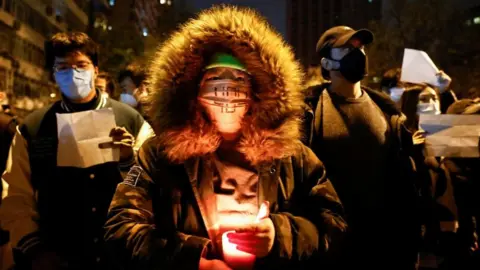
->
[368, 0, 479, 97]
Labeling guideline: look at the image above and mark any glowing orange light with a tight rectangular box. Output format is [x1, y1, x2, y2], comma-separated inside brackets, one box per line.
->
[222, 231, 256, 270]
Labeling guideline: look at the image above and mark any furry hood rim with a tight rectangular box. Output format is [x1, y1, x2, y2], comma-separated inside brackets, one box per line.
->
[145, 5, 305, 165]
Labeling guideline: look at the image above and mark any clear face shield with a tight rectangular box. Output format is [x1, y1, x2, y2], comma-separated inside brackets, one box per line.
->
[198, 79, 251, 135]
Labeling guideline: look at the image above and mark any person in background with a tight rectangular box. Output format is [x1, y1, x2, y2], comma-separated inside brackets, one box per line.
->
[117, 66, 151, 122]
[400, 85, 459, 269]
[0, 32, 151, 270]
[0, 102, 18, 270]
[444, 99, 480, 270]
[381, 67, 453, 108]
[95, 72, 118, 100]
[380, 67, 409, 105]
[306, 26, 419, 270]
[117, 66, 146, 107]
[104, 6, 347, 270]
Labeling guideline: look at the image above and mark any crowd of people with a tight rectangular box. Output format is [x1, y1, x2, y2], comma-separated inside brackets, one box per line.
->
[0, 5, 479, 270]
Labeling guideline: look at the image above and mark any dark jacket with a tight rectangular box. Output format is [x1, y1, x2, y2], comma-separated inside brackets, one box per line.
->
[0, 112, 17, 248]
[304, 83, 420, 268]
[0, 112, 17, 178]
[0, 94, 149, 270]
[104, 6, 347, 270]
[106, 140, 346, 270]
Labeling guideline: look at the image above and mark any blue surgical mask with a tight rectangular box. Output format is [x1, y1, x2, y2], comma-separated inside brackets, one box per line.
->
[120, 93, 138, 107]
[54, 69, 94, 100]
[417, 101, 441, 115]
[389, 87, 405, 103]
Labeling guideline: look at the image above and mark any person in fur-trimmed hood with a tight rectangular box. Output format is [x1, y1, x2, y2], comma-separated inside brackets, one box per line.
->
[104, 5, 347, 270]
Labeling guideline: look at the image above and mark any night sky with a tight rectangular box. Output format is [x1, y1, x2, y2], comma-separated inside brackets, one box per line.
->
[188, 0, 287, 37]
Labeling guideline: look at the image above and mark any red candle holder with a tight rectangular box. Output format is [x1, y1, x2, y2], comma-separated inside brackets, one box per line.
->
[222, 230, 256, 270]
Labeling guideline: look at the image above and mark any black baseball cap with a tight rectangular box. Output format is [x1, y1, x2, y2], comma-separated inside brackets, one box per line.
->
[316, 26, 374, 58]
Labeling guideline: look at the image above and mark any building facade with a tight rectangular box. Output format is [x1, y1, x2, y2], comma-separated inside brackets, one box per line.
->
[101, 0, 192, 73]
[0, 0, 108, 116]
[287, 0, 382, 67]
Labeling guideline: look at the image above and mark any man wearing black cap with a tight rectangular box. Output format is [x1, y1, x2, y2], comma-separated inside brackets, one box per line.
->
[305, 26, 420, 269]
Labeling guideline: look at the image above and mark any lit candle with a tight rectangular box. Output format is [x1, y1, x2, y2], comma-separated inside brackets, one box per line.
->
[222, 230, 256, 270]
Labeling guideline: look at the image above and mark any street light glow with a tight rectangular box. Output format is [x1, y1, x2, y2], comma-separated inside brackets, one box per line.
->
[50, 93, 56, 98]
[160, 0, 166, 4]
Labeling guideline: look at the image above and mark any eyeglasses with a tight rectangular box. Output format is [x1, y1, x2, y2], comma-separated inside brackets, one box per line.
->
[53, 62, 92, 73]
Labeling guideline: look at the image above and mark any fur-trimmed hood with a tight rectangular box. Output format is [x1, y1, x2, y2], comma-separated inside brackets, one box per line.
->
[146, 5, 305, 165]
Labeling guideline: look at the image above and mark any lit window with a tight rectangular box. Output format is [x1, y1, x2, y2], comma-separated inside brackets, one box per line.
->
[474, 17, 480, 24]
[160, 0, 166, 4]
[143, 28, 148, 36]
[109, 0, 115, 6]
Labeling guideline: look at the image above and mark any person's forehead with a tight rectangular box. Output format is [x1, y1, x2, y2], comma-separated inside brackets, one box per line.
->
[203, 67, 248, 76]
[420, 87, 436, 96]
[54, 51, 91, 63]
[120, 77, 135, 84]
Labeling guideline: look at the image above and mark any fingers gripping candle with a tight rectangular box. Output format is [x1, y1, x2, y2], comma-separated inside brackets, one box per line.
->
[221, 202, 270, 270]
[222, 231, 256, 270]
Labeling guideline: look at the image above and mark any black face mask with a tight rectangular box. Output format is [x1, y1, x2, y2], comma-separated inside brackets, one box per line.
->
[325, 48, 368, 83]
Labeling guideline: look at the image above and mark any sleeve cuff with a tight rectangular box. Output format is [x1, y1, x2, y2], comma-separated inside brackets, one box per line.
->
[178, 235, 211, 270]
[119, 155, 136, 171]
[16, 231, 44, 258]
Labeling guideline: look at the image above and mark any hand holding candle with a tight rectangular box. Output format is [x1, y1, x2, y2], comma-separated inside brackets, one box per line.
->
[227, 201, 275, 258]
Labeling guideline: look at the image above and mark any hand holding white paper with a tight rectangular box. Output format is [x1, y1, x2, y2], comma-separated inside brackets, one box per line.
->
[56, 108, 120, 168]
[400, 48, 440, 87]
[419, 114, 480, 157]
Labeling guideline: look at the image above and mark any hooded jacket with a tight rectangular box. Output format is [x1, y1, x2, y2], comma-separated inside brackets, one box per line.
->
[104, 6, 346, 270]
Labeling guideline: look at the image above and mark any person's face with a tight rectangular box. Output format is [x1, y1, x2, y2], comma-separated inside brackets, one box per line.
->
[417, 87, 441, 115]
[329, 38, 365, 81]
[95, 78, 107, 93]
[120, 77, 136, 95]
[54, 52, 97, 76]
[53, 52, 98, 102]
[198, 67, 252, 140]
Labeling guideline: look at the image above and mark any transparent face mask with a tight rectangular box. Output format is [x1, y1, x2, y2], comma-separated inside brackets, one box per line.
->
[198, 79, 251, 135]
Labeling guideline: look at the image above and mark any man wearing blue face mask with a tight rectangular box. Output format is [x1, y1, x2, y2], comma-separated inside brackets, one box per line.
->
[0, 32, 152, 270]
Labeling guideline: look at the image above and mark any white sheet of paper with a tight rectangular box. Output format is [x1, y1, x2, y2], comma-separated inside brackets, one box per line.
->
[419, 114, 480, 157]
[56, 108, 119, 168]
[400, 48, 440, 87]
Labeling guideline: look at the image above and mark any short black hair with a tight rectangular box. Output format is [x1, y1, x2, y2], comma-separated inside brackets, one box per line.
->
[97, 71, 118, 98]
[45, 32, 99, 69]
[381, 68, 402, 90]
[118, 65, 147, 87]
